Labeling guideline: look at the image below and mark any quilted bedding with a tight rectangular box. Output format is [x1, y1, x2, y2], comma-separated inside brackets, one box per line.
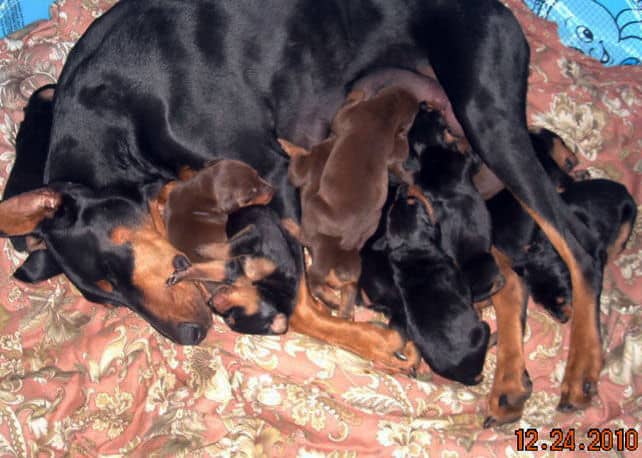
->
[0, 1, 640, 456]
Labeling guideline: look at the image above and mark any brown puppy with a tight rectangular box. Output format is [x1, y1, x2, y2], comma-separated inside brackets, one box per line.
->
[150, 160, 280, 330]
[155, 159, 274, 262]
[280, 87, 418, 317]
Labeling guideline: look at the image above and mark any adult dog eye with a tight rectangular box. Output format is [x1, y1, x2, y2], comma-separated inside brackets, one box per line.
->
[576, 26, 593, 43]
[172, 254, 192, 272]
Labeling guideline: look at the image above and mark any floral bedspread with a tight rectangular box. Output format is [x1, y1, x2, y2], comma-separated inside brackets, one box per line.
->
[0, 1, 639, 456]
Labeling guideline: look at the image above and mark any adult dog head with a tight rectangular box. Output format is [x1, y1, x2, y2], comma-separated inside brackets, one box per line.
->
[0, 183, 212, 345]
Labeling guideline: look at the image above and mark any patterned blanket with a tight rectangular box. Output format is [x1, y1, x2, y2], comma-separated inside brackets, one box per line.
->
[0, 1, 639, 456]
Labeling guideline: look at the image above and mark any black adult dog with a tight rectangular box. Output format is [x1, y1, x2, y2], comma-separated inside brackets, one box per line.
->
[0, 0, 605, 415]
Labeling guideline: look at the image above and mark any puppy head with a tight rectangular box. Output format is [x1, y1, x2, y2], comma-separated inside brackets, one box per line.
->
[408, 103, 452, 157]
[201, 159, 275, 212]
[519, 240, 572, 323]
[166, 252, 288, 336]
[332, 87, 417, 144]
[385, 184, 439, 251]
[214, 284, 288, 335]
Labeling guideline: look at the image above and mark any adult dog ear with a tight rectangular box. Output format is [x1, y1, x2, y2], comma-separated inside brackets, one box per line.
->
[0, 188, 62, 236]
[13, 249, 62, 283]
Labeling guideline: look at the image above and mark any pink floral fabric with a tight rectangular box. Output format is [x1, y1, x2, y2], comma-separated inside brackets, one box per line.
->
[0, 1, 639, 456]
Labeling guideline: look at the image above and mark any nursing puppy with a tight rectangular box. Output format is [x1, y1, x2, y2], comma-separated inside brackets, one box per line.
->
[509, 179, 637, 322]
[368, 184, 490, 385]
[156, 159, 274, 262]
[212, 206, 302, 335]
[408, 104, 501, 302]
[281, 87, 418, 317]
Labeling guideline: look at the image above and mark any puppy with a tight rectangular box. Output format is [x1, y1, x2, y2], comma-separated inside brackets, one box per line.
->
[152, 160, 294, 335]
[487, 131, 636, 322]
[368, 184, 490, 385]
[156, 159, 274, 262]
[214, 206, 302, 335]
[510, 179, 637, 322]
[280, 87, 418, 317]
[365, 184, 490, 385]
[408, 104, 501, 302]
[165, 204, 300, 336]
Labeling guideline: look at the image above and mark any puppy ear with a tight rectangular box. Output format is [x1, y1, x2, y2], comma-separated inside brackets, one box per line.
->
[0, 188, 62, 236]
[277, 138, 310, 158]
[13, 249, 62, 283]
[344, 89, 366, 106]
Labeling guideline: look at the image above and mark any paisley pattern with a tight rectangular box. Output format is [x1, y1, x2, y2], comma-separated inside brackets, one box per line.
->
[0, 0, 639, 456]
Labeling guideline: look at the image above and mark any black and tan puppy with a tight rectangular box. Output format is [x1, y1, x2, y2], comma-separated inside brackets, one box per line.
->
[506, 179, 636, 323]
[196, 206, 302, 335]
[158, 159, 274, 262]
[162, 204, 298, 336]
[408, 104, 501, 302]
[362, 184, 490, 385]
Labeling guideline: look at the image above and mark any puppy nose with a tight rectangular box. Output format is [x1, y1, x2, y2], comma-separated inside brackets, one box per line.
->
[177, 322, 206, 345]
[172, 254, 192, 272]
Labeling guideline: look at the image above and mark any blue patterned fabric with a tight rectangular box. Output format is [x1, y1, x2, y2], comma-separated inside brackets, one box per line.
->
[524, 0, 642, 65]
[0, 0, 53, 38]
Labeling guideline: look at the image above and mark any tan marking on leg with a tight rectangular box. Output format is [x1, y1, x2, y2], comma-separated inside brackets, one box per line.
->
[485, 247, 531, 427]
[290, 276, 420, 374]
[96, 279, 114, 293]
[519, 203, 602, 410]
[280, 218, 303, 242]
[242, 257, 277, 281]
[407, 185, 437, 224]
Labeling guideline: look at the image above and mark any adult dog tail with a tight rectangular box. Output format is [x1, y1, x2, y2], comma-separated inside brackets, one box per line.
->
[2, 84, 56, 251]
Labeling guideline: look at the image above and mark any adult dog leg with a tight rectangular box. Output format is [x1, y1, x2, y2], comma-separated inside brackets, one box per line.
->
[290, 276, 420, 375]
[422, 0, 603, 410]
[484, 248, 531, 427]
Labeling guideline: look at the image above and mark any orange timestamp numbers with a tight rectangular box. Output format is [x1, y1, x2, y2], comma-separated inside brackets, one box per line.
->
[515, 428, 639, 452]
